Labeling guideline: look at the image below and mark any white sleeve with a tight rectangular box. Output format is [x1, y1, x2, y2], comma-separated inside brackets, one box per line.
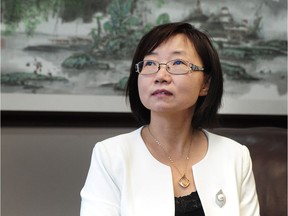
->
[240, 145, 260, 216]
[80, 143, 121, 216]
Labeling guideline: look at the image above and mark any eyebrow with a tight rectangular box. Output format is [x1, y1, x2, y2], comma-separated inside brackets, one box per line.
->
[146, 50, 188, 57]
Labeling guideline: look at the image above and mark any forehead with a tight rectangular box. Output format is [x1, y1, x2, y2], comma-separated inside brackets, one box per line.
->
[146, 34, 198, 59]
[163, 34, 192, 45]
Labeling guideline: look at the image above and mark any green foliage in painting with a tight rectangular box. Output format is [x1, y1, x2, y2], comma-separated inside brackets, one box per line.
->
[155, 0, 165, 7]
[101, 0, 142, 57]
[2, 0, 170, 58]
[156, 13, 170, 25]
[90, 0, 170, 58]
[1, 72, 68, 86]
[1, 0, 111, 35]
[2, 0, 60, 36]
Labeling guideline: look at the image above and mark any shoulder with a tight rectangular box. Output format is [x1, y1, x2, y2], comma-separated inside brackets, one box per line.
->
[204, 129, 247, 149]
[93, 127, 143, 160]
[88, 127, 144, 181]
[96, 127, 142, 147]
[203, 129, 250, 161]
[195, 130, 253, 178]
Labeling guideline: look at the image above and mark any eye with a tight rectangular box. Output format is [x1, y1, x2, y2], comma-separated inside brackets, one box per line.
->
[172, 59, 186, 66]
[144, 60, 156, 67]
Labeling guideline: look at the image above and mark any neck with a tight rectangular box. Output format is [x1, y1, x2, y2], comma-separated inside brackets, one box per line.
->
[148, 114, 194, 153]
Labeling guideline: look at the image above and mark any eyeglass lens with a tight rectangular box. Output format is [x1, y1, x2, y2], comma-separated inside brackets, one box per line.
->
[138, 60, 190, 74]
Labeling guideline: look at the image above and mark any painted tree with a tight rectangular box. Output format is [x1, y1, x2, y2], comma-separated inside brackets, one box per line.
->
[1, 0, 170, 58]
[89, 0, 170, 58]
[1, 0, 112, 35]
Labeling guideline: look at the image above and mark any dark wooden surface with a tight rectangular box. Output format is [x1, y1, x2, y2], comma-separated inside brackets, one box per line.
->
[1, 111, 287, 128]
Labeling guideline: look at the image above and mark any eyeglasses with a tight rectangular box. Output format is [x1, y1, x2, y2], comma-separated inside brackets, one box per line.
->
[135, 59, 205, 75]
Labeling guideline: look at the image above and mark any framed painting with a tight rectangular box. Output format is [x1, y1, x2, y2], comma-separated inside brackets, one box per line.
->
[1, 0, 287, 115]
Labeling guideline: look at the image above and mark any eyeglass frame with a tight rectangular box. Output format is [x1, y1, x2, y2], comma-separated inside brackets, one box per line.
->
[135, 59, 205, 75]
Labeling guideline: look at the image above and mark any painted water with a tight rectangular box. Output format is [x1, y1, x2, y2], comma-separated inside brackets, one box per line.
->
[1, 33, 130, 96]
[1, 32, 287, 103]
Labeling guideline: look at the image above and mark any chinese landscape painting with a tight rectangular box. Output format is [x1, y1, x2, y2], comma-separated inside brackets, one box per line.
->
[1, 0, 287, 114]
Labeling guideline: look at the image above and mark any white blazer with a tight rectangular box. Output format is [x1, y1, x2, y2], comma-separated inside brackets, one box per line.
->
[80, 127, 260, 216]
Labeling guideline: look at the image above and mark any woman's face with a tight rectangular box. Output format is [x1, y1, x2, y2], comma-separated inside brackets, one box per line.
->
[137, 34, 209, 115]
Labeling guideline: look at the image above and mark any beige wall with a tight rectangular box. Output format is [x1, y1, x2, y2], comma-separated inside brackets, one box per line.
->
[1, 127, 136, 216]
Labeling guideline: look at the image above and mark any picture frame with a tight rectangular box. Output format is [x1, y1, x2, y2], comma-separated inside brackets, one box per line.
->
[1, 0, 287, 117]
[1, 93, 286, 115]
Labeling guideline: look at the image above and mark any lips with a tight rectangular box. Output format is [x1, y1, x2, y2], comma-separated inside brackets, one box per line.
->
[152, 89, 173, 96]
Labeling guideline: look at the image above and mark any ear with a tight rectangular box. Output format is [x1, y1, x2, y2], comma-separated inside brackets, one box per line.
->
[199, 77, 210, 96]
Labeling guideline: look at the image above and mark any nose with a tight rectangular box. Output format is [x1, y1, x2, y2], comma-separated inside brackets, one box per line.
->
[158, 63, 170, 73]
[155, 64, 172, 84]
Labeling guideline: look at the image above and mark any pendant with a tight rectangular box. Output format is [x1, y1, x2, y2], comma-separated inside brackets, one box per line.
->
[178, 174, 190, 188]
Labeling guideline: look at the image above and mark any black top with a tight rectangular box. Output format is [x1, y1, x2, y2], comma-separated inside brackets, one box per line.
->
[175, 191, 205, 216]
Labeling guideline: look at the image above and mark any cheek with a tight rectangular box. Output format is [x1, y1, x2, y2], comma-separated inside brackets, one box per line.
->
[137, 77, 143, 96]
[137, 77, 148, 105]
[178, 76, 202, 92]
[177, 78, 205, 103]
[187, 75, 206, 91]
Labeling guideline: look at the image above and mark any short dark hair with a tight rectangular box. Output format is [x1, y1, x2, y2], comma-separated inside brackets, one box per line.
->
[126, 22, 223, 129]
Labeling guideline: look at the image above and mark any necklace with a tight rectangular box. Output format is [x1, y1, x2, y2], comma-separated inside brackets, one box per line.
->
[147, 126, 192, 188]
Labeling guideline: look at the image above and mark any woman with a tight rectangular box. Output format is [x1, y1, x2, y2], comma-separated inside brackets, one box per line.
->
[80, 22, 260, 216]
